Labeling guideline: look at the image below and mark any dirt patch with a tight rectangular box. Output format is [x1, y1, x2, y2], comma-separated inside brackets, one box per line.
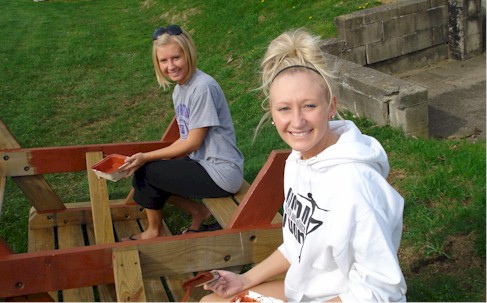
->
[399, 232, 486, 300]
[406, 233, 481, 273]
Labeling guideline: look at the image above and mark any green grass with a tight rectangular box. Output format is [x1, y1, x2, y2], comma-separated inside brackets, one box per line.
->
[0, 0, 485, 302]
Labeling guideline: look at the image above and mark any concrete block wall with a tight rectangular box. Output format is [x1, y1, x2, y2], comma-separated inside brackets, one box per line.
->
[324, 53, 429, 138]
[449, 0, 485, 59]
[323, 0, 484, 73]
[318, 0, 485, 137]
[329, 0, 451, 69]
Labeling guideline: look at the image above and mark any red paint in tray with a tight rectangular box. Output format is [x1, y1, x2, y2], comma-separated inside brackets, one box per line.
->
[91, 154, 129, 182]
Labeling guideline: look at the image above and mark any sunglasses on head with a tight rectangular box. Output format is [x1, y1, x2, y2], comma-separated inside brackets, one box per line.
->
[152, 25, 183, 40]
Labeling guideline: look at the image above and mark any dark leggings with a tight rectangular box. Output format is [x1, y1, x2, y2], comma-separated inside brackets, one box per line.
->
[132, 157, 230, 210]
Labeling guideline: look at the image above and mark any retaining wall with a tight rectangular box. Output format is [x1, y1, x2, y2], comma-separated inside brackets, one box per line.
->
[320, 0, 484, 138]
[324, 53, 429, 138]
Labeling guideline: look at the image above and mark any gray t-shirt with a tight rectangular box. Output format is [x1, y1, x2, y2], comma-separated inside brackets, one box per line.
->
[172, 69, 244, 193]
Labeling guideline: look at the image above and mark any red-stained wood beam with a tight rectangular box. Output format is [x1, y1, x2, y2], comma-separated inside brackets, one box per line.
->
[161, 116, 179, 142]
[1, 141, 172, 176]
[0, 237, 13, 257]
[0, 245, 114, 298]
[0, 239, 56, 302]
[1, 116, 180, 177]
[0, 226, 281, 298]
[3, 292, 55, 302]
[227, 150, 289, 229]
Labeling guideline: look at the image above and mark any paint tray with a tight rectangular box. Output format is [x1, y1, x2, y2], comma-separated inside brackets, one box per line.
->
[91, 154, 129, 182]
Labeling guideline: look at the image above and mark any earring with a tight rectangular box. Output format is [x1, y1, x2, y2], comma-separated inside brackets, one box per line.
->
[271, 121, 275, 126]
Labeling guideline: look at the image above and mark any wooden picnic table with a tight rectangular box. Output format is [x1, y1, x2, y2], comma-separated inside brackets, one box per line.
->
[0, 117, 289, 302]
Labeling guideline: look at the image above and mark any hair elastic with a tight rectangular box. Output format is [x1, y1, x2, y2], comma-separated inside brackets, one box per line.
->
[271, 65, 321, 83]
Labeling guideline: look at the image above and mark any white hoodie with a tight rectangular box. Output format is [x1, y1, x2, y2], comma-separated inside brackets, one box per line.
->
[278, 120, 407, 302]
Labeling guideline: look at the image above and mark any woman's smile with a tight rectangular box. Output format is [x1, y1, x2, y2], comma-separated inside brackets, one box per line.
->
[270, 70, 337, 159]
[156, 42, 189, 85]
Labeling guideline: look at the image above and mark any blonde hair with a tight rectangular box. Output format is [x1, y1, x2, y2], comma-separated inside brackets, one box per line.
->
[254, 28, 336, 140]
[152, 28, 197, 90]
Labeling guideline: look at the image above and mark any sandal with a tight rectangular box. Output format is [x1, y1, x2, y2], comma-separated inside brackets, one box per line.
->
[120, 234, 139, 242]
[181, 222, 221, 234]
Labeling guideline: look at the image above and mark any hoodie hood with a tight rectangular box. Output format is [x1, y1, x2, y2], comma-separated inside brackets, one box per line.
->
[287, 120, 390, 178]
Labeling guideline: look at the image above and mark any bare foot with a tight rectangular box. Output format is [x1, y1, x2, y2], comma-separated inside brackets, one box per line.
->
[121, 227, 166, 241]
[189, 205, 212, 231]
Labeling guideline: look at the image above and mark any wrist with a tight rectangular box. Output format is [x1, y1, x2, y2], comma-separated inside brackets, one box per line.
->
[240, 271, 258, 290]
[144, 151, 156, 162]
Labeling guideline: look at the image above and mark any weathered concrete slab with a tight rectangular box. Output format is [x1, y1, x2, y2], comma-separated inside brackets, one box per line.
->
[395, 53, 486, 140]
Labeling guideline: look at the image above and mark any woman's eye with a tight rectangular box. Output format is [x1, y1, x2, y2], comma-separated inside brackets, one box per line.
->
[277, 107, 290, 112]
[304, 103, 317, 109]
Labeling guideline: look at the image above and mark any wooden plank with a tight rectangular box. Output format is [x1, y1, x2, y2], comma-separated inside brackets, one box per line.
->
[202, 196, 238, 229]
[233, 180, 251, 203]
[137, 228, 282, 278]
[0, 118, 21, 149]
[27, 226, 57, 301]
[112, 247, 147, 302]
[164, 275, 186, 302]
[0, 156, 5, 216]
[0, 237, 13, 257]
[57, 225, 95, 302]
[0, 149, 33, 177]
[27, 227, 56, 254]
[203, 180, 284, 229]
[86, 151, 115, 244]
[142, 278, 167, 302]
[115, 217, 215, 301]
[0, 141, 172, 176]
[0, 118, 167, 168]
[0, 118, 65, 212]
[138, 219, 198, 302]
[113, 219, 169, 302]
[86, 224, 117, 302]
[13, 176, 66, 211]
[124, 188, 135, 204]
[29, 200, 146, 229]
[163, 273, 211, 302]
[227, 150, 289, 229]
[204, 181, 250, 227]
[0, 226, 281, 298]
[2, 292, 55, 302]
[0, 177, 5, 217]
[95, 283, 117, 302]
[160, 116, 179, 142]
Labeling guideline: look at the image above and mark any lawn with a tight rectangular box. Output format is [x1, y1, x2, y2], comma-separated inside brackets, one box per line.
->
[0, 0, 485, 301]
